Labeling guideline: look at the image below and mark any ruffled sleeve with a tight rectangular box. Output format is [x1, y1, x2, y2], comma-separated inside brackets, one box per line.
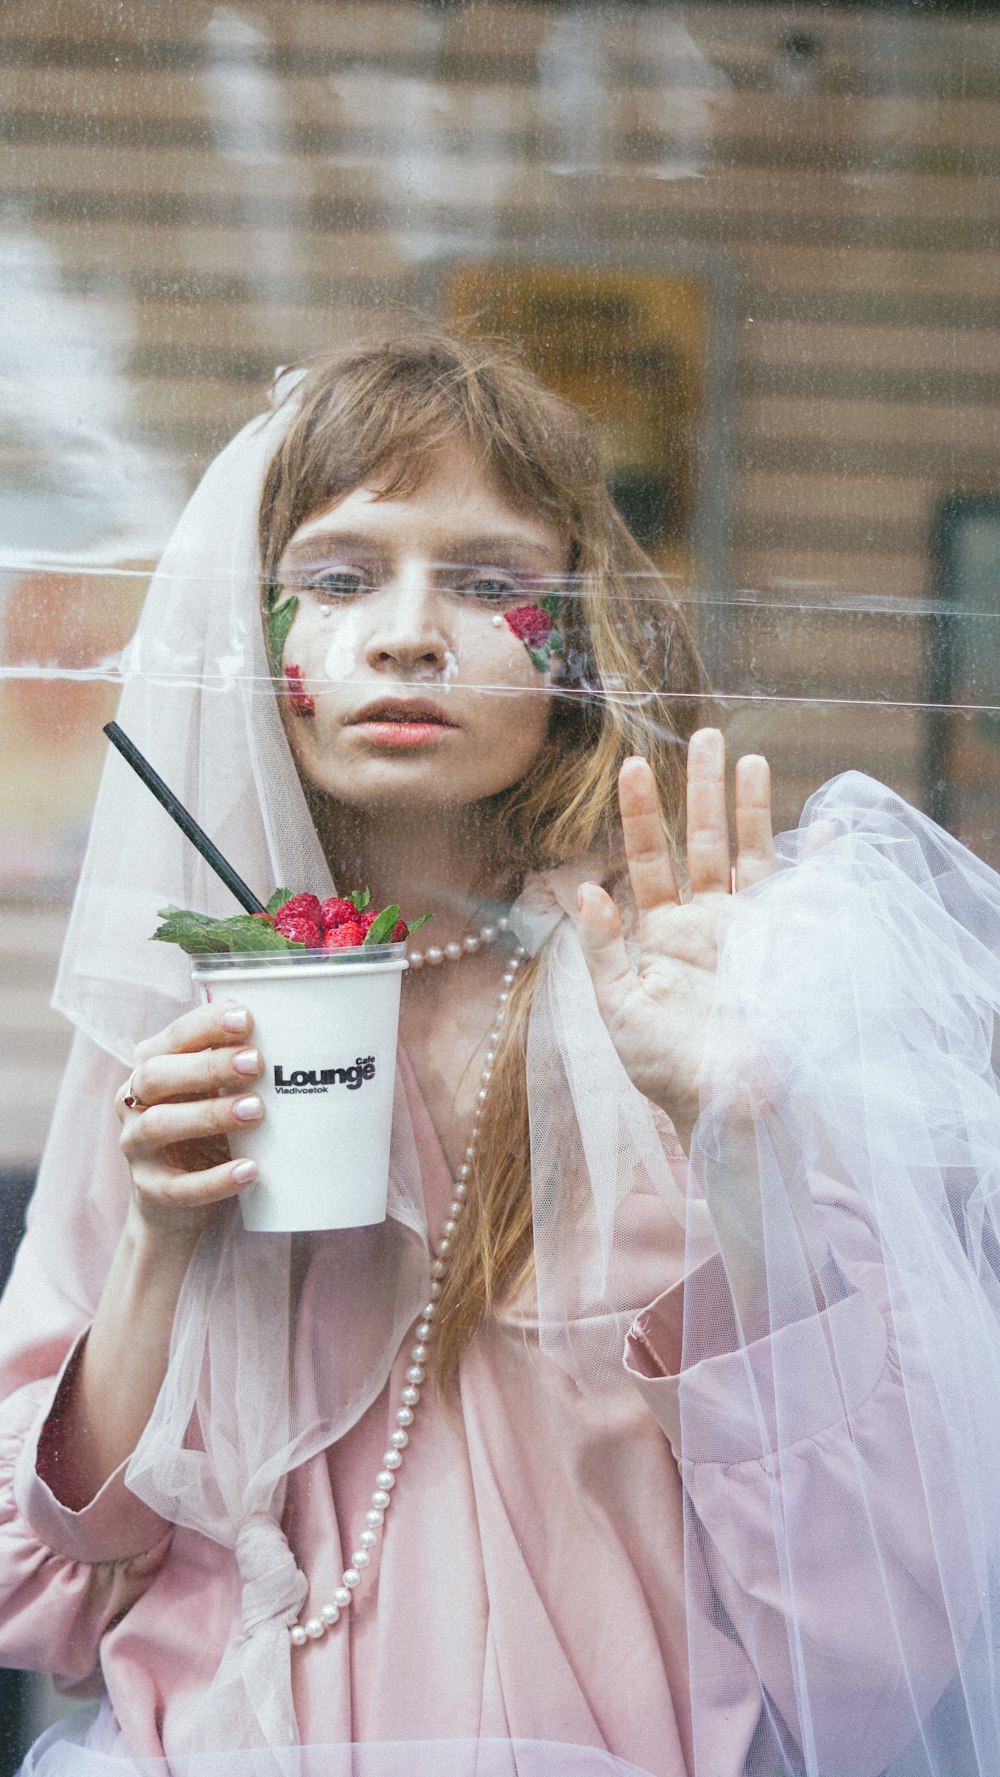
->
[0, 1032, 173, 1680]
[0, 1372, 171, 1683]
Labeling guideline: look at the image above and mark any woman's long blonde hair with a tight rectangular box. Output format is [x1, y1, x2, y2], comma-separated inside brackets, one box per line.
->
[259, 330, 710, 1385]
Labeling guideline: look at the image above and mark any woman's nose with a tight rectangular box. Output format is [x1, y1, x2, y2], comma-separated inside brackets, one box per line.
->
[363, 565, 452, 674]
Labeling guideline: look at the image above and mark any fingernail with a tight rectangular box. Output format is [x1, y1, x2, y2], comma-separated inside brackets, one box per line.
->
[577, 882, 598, 910]
[232, 1160, 258, 1185]
[233, 1048, 260, 1076]
[233, 1095, 263, 1122]
[222, 1008, 250, 1033]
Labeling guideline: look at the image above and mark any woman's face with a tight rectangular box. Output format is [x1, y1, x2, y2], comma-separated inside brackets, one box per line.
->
[273, 444, 567, 812]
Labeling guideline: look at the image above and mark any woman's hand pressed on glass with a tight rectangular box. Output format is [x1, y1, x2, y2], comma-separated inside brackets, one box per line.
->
[117, 1002, 263, 1238]
[577, 729, 774, 1152]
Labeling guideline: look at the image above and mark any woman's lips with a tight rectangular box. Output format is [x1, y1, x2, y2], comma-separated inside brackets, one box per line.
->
[347, 702, 459, 749]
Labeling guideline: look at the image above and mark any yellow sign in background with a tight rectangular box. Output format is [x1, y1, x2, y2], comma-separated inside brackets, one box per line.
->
[447, 265, 708, 584]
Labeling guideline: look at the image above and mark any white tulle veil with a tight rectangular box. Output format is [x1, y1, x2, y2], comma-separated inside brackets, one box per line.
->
[37, 380, 1000, 1776]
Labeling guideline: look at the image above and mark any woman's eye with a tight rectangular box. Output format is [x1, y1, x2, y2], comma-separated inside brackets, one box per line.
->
[308, 567, 372, 600]
[460, 574, 520, 604]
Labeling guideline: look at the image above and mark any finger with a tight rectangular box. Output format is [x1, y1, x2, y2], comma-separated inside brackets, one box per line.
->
[733, 754, 776, 892]
[133, 1000, 254, 1067]
[802, 818, 837, 861]
[120, 1090, 264, 1162]
[131, 1154, 260, 1217]
[575, 881, 634, 1017]
[122, 1044, 263, 1113]
[618, 757, 680, 914]
[686, 728, 731, 897]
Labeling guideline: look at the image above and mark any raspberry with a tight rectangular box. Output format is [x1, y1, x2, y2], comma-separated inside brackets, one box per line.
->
[274, 892, 323, 928]
[320, 896, 361, 930]
[323, 921, 364, 949]
[276, 916, 323, 948]
[504, 604, 553, 648]
[358, 908, 381, 936]
[391, 919, 408, 942]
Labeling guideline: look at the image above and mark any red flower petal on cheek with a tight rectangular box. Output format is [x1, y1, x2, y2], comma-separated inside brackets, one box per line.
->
[284, 664, 316, 717]
[504, 604, 553, 649]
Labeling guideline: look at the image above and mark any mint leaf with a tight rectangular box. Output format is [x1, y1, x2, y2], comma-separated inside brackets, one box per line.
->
[152, 908, 231, 954]
[267, 595, 298, 672]
[152, 906, 301, 955]
[347, 887, 371, 912]
[266, 888, 295, 915]
[223, 916, 303, 953]
[406, 912, 431, 934]
[363, 903, 400, 947]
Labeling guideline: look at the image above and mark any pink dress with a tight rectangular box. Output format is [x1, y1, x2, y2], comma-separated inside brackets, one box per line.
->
[0, 1038, 958, 1777]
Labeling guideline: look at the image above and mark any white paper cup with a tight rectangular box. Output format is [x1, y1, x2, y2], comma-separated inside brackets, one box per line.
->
[192, 944, 407, 1233]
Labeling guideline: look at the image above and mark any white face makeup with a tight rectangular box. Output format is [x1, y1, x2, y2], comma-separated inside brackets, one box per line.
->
[273, 443, 567, 813]
[321, 607, 364, 688]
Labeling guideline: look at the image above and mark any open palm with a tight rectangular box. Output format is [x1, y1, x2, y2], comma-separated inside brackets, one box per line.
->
[577, 730, 775, 1151]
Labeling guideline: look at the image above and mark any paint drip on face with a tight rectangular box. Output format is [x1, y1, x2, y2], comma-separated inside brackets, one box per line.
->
[285, 665, 315, 717]
[323, 611, 363, 686]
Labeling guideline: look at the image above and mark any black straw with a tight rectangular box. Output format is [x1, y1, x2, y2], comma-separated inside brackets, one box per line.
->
[103, 722, 267, 915]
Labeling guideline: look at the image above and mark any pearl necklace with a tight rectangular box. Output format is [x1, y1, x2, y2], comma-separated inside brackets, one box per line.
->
[289, 917, 526, 1647]
[405, 917, 503, 972]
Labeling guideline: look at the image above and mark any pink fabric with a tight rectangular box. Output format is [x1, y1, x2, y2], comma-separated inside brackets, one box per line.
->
[0, 1039, 953, 1777]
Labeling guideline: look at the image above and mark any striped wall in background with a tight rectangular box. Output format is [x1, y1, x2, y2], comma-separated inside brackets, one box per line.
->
[2, 0, 999, 1157]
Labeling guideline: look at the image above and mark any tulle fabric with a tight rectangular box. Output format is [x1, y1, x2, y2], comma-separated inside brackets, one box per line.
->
[49, 385, 433, 1750]
[21, 1708, 659, 1777]
[521, 894, 716, 1391]
[124, 1085, 428, 1750]
[511, 769, 1000, 1772]
[51, 382, 326, 1065]
[41, 381, 1000, 1772]
[684, 773, 1000, 1776]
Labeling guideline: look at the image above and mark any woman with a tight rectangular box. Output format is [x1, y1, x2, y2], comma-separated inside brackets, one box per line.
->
[0, 334, 998, 1777]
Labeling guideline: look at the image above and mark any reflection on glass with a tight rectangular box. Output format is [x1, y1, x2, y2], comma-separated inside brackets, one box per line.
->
[2, 7, 1000, 1765]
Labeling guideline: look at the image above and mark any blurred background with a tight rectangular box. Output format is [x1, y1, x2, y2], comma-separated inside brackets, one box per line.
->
[2, 0, 1000, 1764]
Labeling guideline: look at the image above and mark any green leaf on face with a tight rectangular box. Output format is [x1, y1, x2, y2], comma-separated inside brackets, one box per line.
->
[267, 595, 298, 673]
[347, 887, 371, 912]
[406, 912, 432, 934]
[539, 594, 564, 658]
[363, 903, 401, 947]
[527, 644, 549, 673]
[266, 888, 296, 915]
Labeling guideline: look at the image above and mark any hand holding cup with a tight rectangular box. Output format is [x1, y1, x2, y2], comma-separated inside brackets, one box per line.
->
[116, 1001, 263, 1241]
